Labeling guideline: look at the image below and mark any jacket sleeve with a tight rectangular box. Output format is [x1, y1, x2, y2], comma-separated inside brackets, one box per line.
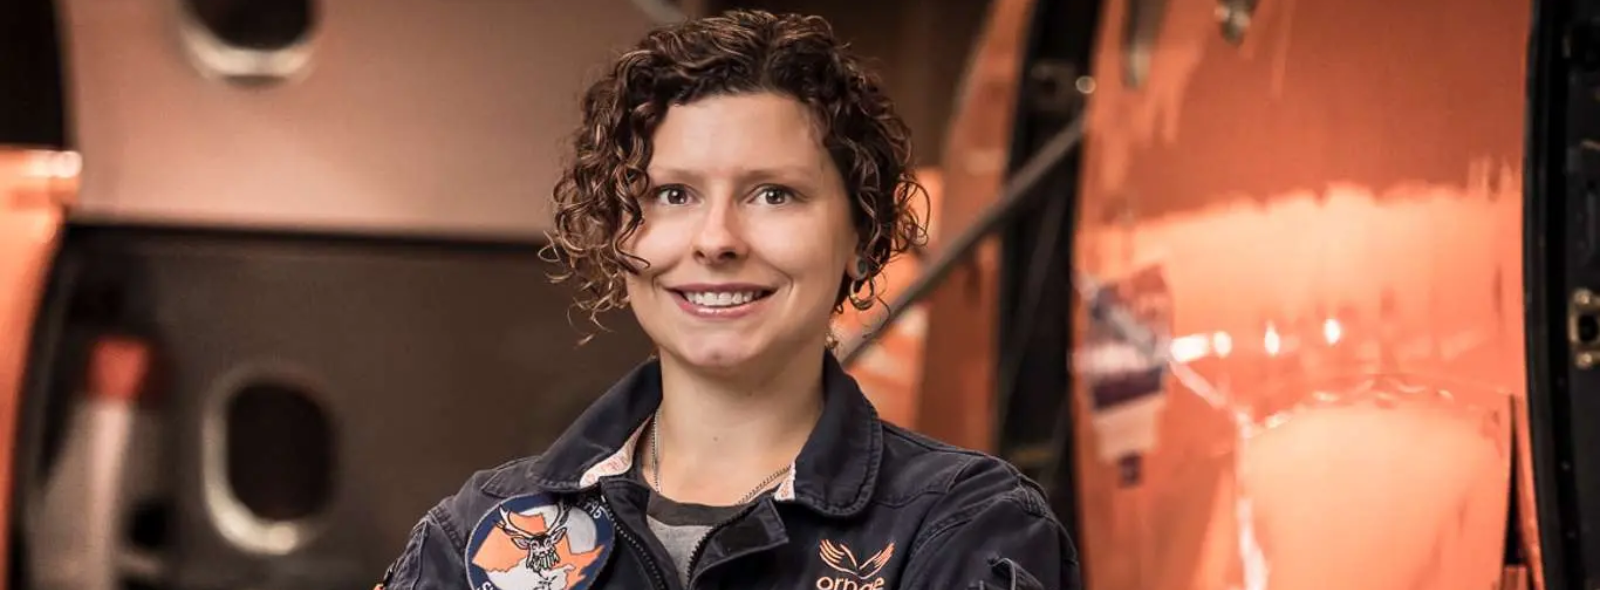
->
[378, 502, 467, 590]
[901, 457, 1083, 590]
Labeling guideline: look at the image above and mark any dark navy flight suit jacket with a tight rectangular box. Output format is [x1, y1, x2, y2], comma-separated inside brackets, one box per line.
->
[380, 354, 1082, 590]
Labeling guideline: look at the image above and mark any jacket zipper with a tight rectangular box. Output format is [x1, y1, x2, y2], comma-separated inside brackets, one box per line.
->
[684, 501, 763, 590]
[614, 512, 671, 590]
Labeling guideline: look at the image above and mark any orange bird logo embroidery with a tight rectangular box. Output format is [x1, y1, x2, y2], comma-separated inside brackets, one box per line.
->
[819, 539, 895, 579]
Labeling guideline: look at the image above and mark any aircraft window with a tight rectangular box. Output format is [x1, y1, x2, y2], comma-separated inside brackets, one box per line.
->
[175, 0, 318, 85]
[180, 0, 315, 51]
[201, 367, 335, 555]
[225, 379, 334, 521]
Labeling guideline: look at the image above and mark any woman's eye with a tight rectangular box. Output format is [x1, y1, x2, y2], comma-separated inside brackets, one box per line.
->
[757, 187, 793, 205]
[656, 187, 689, 205]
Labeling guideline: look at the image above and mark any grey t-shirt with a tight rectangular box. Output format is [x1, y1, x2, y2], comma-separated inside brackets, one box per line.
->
[645, 493, 748, 587]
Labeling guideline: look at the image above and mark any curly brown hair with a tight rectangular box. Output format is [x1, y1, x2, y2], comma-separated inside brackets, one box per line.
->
[541, 9, 928, 324]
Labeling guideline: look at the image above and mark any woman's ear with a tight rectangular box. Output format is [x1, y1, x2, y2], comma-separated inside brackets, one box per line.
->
[847, 253, 870, 281]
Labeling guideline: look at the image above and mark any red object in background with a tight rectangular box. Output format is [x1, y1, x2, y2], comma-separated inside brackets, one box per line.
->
[909, 0, 1540, 586]
[1064, 0, 1534, 588]
[0, 148, 74, 586]
[86, 336, 157, 404]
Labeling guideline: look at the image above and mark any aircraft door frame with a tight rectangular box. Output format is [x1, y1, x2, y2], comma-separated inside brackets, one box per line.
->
[1525, 0, 1600, 587]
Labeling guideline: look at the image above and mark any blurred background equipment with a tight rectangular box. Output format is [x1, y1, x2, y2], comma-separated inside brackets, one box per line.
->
[3, 0, 669, 588]
[29, 334, 156, 590]
[17, 228, 654, 590]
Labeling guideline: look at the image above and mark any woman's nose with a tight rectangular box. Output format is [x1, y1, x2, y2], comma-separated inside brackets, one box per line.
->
[692, 200, 747, 264]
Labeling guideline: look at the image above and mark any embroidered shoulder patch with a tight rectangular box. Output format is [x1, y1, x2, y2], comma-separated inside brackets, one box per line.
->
[464, 493, 615, 590]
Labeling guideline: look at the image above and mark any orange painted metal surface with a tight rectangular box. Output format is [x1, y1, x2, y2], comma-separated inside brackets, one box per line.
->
[0, 148, 73, 586]
[835, 168, 942, 429]
[1067, 0, 1535, 588]
[912, 0, 1034, 453]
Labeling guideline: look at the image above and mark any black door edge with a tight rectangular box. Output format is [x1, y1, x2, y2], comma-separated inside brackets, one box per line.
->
[995, 0, 1105, 576]
[1525, 0, 1593, 587]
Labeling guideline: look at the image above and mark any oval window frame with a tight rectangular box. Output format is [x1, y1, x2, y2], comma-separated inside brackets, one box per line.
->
[201, 361, 337, 556]
[171, 0, 319, 85]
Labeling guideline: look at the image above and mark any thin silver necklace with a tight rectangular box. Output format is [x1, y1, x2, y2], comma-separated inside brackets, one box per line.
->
[650, 408, 793, 505]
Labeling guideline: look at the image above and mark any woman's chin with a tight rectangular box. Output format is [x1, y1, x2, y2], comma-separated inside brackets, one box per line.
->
[674, 346, 761, 373]
[655, 327, 827, 377]
[656, 336, 774, 374]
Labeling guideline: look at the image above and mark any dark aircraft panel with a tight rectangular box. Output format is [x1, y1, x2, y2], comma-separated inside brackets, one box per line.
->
[22, 226, 652, 589]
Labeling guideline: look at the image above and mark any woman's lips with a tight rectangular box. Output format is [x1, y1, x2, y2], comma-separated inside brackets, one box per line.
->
[669, 286, 775, 319]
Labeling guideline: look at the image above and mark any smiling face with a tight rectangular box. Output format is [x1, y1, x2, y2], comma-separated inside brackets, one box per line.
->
[621, 92, 858, 375]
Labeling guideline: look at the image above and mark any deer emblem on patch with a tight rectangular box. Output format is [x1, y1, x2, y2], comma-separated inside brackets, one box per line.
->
[497, 503, 570, 571]
[466, 494, 613, 590]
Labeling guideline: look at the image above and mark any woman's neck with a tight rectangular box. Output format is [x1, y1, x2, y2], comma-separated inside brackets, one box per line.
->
[648, 352, 826, 505]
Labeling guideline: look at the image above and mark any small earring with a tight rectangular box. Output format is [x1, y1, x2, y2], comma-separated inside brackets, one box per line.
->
[848, 256, 870, 281]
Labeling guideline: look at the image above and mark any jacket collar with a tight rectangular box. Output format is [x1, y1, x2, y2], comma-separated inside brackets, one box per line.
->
[483, 352, 883, 517]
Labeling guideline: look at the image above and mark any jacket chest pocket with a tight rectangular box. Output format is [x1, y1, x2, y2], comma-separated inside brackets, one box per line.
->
[966, 556, 1046, 590]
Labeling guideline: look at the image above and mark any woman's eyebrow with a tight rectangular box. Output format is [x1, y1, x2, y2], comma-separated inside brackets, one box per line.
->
[647, 164, 821, 184]
[741, 165, 820, 184]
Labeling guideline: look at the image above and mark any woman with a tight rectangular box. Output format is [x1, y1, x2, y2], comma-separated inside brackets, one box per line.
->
[379, 9, 1080, 590]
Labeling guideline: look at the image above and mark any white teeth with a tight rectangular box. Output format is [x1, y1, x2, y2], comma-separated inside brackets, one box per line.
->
[685, 291, 761, 307]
